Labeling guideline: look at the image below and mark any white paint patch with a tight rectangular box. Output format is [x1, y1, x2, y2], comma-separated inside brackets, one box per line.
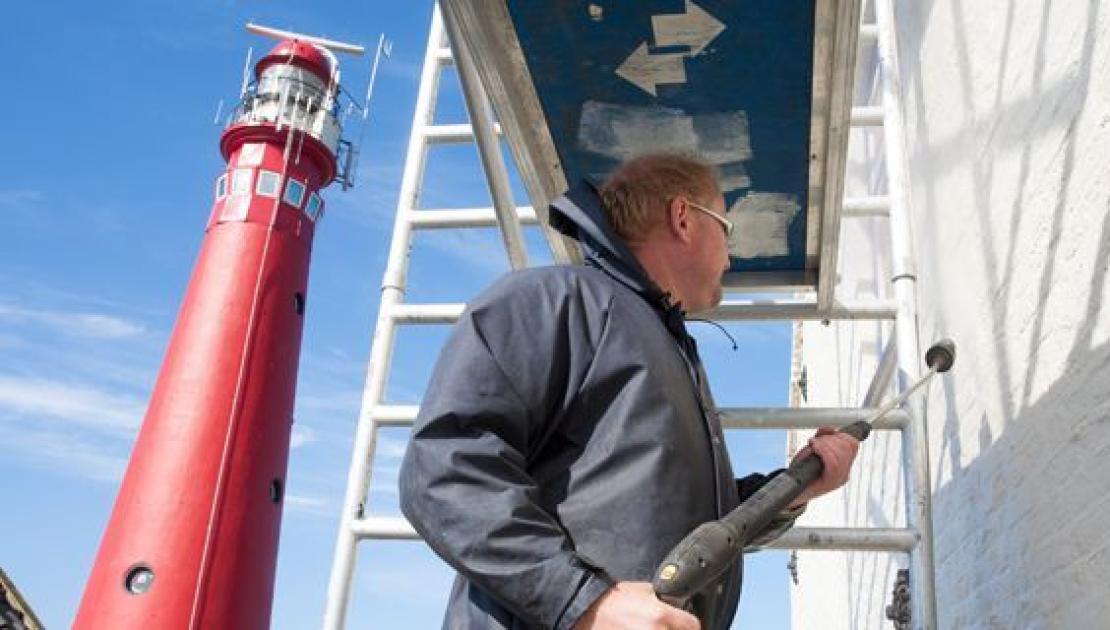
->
[577, 100, 752, 192]
[728, 191, 799, 258]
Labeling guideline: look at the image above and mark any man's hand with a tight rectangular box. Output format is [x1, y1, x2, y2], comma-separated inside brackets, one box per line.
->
[787, 426, 860, 508]
[573, 581, 700, 630]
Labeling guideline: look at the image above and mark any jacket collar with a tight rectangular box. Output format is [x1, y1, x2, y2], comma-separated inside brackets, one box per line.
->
[548, 179, 689, 338]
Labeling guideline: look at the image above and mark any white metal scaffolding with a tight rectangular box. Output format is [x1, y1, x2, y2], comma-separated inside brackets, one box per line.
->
[323, 0, 938, 627]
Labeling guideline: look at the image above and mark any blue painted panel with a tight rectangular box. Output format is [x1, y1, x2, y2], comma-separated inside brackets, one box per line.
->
[506, 0, 815, 272]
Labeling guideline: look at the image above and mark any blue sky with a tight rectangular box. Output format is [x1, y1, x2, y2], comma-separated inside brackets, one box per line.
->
[1, 1, 797, 627]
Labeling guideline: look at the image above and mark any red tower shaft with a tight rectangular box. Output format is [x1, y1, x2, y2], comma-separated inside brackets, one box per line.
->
[76, 37, 345, 629]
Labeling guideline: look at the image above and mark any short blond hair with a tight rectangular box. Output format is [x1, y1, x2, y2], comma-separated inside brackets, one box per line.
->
[599, 153, 720, 241]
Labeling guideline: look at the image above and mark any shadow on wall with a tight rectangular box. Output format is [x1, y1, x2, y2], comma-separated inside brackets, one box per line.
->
[930, 328, 1110, 627]
[893, 0, 1109, 625]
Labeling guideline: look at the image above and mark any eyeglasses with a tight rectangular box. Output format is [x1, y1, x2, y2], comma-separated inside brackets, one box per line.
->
[686, 199, 734, 237]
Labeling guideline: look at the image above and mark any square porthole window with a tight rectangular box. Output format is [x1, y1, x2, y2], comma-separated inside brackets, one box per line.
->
[256, 170, 281, 198]
[284, 179, 306, 208]
[305, 193, 322, 221]
[215, 173, 228, 200]
[231, 168, 253, 195]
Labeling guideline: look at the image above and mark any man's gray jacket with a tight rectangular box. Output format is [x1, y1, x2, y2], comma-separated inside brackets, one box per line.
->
[399, 181, 800, 629]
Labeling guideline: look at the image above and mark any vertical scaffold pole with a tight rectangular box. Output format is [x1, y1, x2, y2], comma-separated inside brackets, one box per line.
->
[873, 0, 939, 626]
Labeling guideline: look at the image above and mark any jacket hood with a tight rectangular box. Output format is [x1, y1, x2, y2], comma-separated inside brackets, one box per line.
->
[549, 180, 680, 320]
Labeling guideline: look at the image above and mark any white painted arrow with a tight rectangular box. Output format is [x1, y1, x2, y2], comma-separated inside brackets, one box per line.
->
[652, 0, 726, 56]
[615, 42, 688, 97]
[615, 0, 727, 96]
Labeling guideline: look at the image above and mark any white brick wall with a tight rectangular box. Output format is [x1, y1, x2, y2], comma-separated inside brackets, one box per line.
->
[791, 0, 1110, 628]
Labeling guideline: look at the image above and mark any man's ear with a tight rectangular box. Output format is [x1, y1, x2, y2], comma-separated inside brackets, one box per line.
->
[666, 196, 694, 243]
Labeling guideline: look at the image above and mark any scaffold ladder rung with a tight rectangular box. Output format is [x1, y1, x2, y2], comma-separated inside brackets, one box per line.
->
[423, 122, 502, 144]
[410, 206, 538, 229]
[366, 405, 910, 431]
[350, 516, 918, 554]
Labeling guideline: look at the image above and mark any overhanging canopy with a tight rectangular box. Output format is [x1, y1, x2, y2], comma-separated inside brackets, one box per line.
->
[441, 0, 861, 294]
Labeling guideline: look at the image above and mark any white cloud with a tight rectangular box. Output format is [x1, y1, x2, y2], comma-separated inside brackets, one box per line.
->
[0, 375, 146, 434]
[3, 426, 128, 482]
[284, 493, 335, 518]
[291, 424, 317, 450]
[0, 303, 146, 339]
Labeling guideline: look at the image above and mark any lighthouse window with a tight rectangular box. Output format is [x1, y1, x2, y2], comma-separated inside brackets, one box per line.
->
[306, 193, 322, 221]
[256, 170, 281, 198]
[215, 174, 228, 200]
[284, 179, 306, 208]
[231, 168, 252, 195]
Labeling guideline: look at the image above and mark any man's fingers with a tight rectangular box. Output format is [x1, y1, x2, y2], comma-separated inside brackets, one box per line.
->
[810, 436, 854, 486]
[812, 439, 841, 475]
[658, 604, 701, 630]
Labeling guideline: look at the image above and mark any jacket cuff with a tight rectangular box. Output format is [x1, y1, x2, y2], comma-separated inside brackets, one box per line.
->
[553, 561, 615, 630]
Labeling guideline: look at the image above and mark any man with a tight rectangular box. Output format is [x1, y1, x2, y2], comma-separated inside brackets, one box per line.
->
[400, 154, 859, 629]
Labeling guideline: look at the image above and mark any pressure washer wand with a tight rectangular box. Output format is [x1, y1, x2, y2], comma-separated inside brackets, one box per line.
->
[653, 339, 956, 609]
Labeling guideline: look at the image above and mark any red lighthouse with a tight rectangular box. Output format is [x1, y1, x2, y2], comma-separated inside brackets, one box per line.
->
[76, 26, 365, 629]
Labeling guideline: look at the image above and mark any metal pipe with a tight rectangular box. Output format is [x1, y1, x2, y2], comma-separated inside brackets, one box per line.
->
[874, 0, 939, 624]
[763, 527, 917, 552]
[321, 7, 446, 629]
[704, 298, 898, 321]
[851, 105, 885, 126]
[368, 405, 910, 431]
[382, 300, 900, 324]
[435, 47, 454, 64]
[351, 517, 420, 541]
[371, 405, 421, 427]
[863, 337, 899, 407]
[440, 4, 530, 270]
[390, 303, 465, 324]
[348, 517, 919, 554]
[843, 195, 891, 217]
[720, 407, 908, 431]
[351, 516, 417, 540]
[423, 123, 502, 144]
[410, 207, 538, 229]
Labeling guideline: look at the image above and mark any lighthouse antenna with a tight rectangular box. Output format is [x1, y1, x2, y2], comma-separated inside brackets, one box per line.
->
[245, 22, 365, 56]
[343, 33, 391, 189]
[239, 46, 253, 98]
[363, 34, 391, 121]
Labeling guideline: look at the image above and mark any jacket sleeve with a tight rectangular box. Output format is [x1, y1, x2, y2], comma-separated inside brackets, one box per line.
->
[399, 278, 613, 629]
[737, 470, 807, 549]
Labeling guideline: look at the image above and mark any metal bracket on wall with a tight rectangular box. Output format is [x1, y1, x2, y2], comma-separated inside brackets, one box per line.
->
[885, 569, 911, 629]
